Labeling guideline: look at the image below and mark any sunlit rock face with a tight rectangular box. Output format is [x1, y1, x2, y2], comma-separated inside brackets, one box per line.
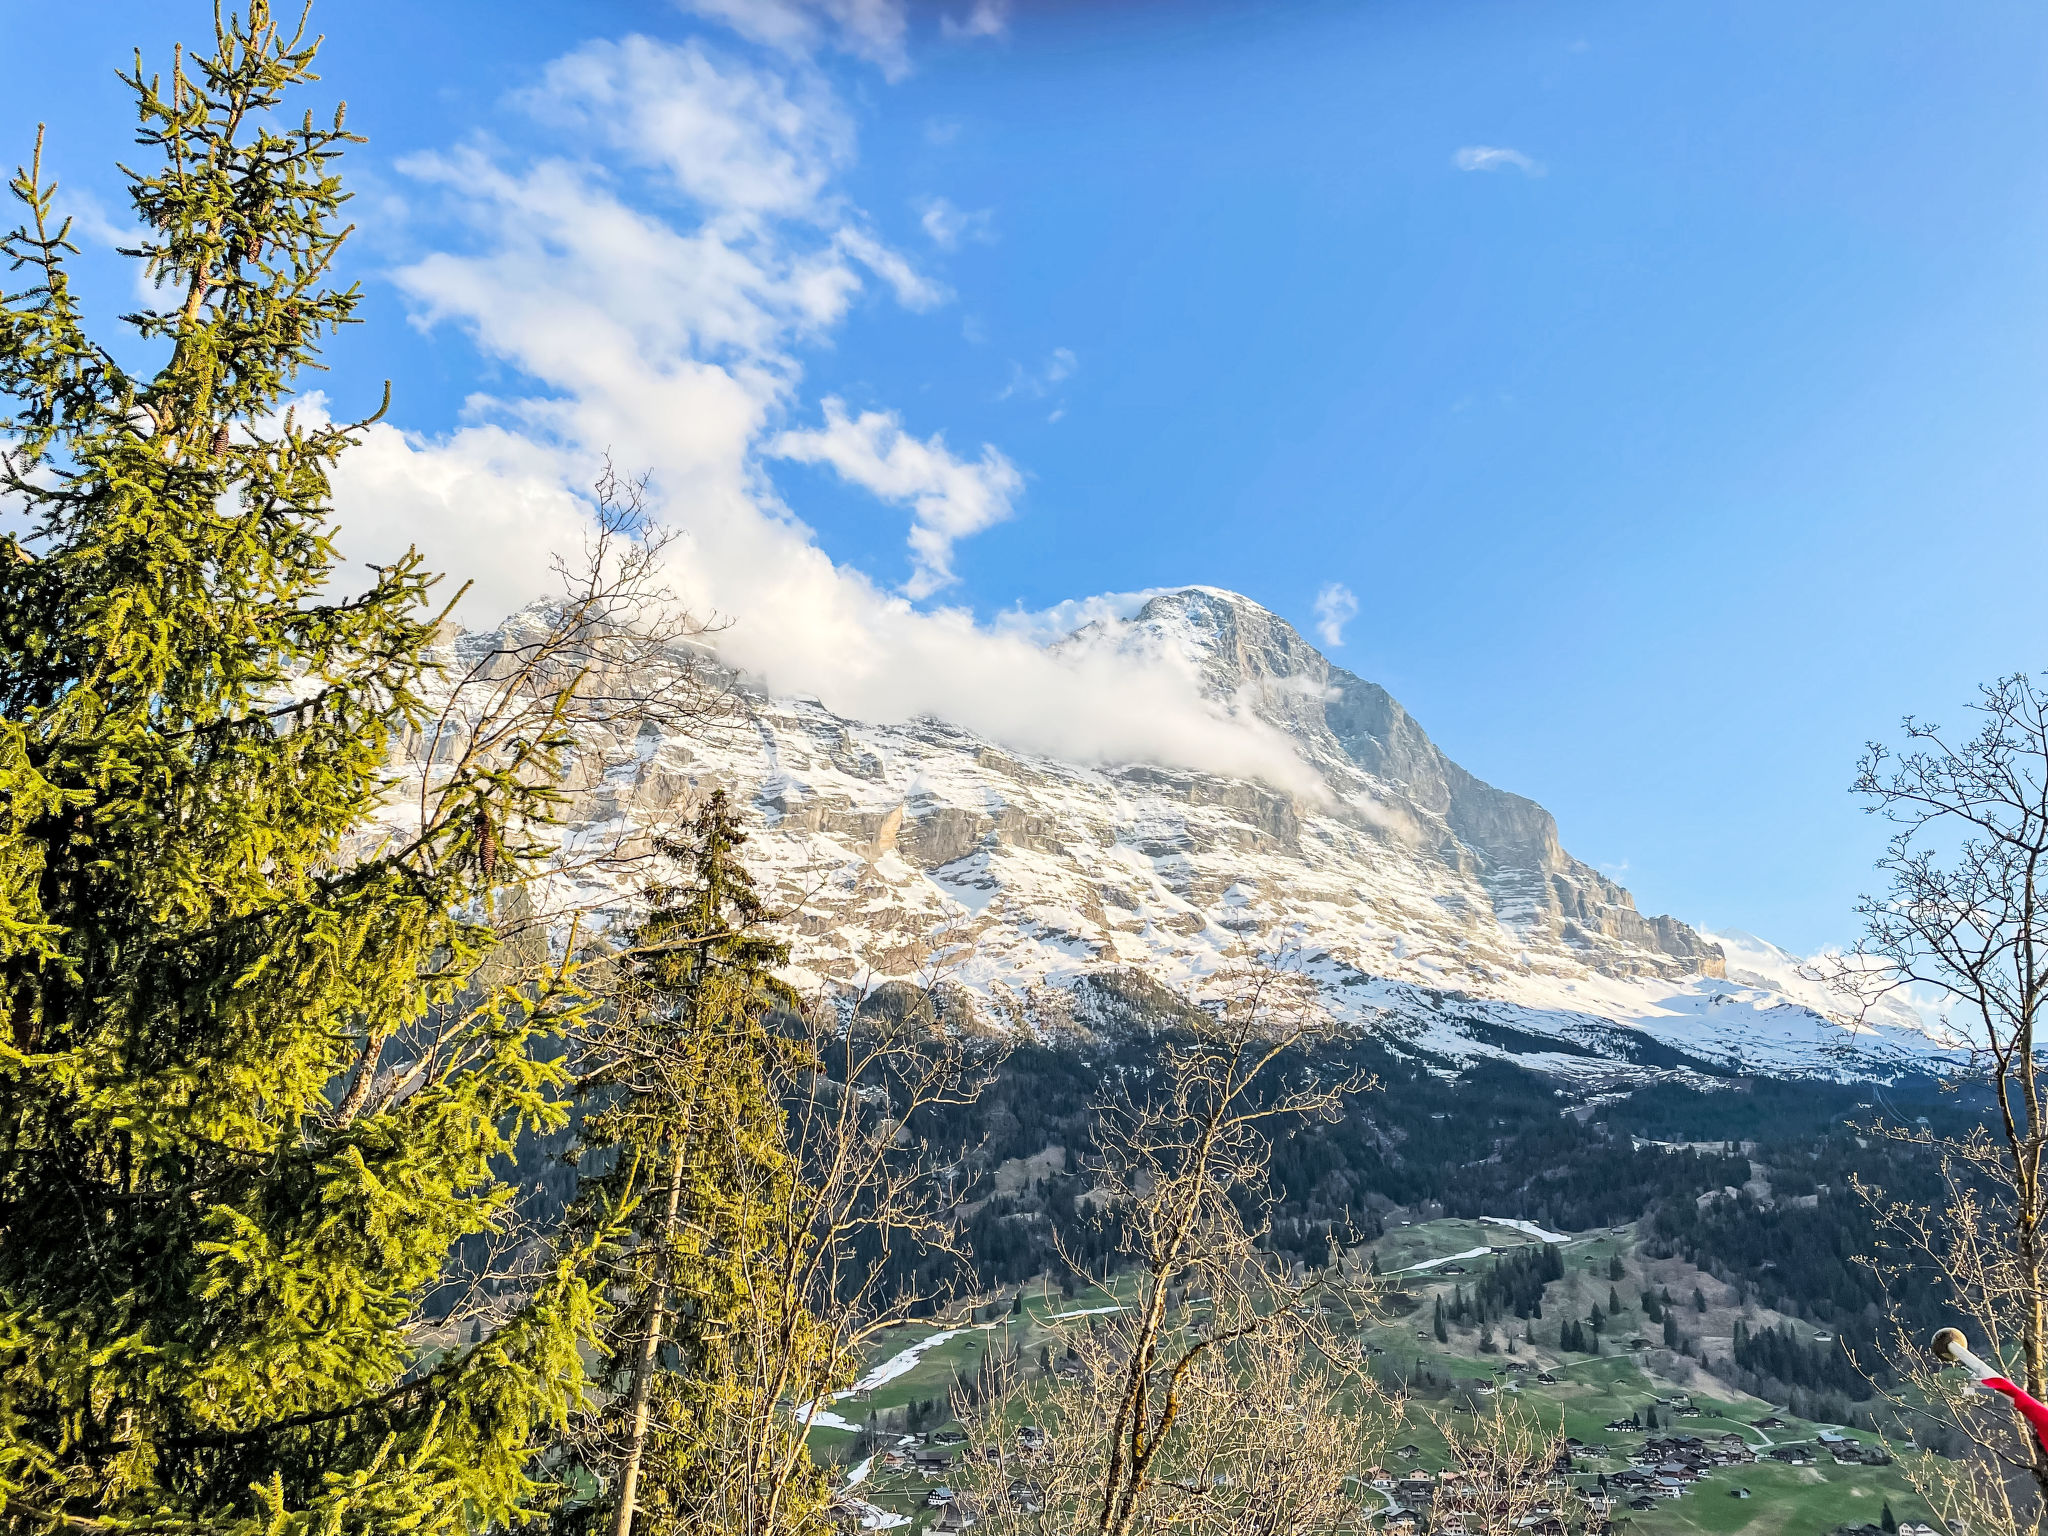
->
[427, 587, 1952, 1083]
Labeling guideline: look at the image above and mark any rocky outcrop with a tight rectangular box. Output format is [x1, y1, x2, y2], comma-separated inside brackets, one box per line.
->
[1104, 588, 1718, 978]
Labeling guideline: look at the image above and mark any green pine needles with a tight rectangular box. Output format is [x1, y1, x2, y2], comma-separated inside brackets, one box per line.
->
[0, 5, 612, 1530]
[560, 791, 832, 1536]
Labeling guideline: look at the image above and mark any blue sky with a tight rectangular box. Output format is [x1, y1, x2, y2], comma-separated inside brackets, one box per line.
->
[5, 0, 2047, 952]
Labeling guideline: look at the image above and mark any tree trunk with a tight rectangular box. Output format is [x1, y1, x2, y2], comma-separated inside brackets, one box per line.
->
[612, 1134, 689, 1536]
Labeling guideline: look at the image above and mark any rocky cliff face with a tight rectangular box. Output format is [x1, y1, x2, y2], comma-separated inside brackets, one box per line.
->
[431, 587, 1950, 1082]
[1092, 588, 1724, 982]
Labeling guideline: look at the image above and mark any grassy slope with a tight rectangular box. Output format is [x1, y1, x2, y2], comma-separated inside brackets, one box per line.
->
[815, 1221, 1934, 1534]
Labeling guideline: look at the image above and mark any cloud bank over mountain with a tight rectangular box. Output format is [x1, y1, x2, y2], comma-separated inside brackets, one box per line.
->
[327, 10, 1321, 794]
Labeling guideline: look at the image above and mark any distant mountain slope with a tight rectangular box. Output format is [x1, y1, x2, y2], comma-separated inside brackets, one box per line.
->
[432, 587, 1954, 1082]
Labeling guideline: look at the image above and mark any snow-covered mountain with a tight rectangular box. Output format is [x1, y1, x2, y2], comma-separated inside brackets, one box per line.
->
[455, 586, 1957, 1083]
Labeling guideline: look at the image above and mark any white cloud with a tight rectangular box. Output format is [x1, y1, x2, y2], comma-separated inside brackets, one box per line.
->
[941, 0, 1010, 39]
[672, 0, 912, 80]
[326, 25, 1319, 797]
[526, 35, 851, 216]
[918, 196, 995, 250]
[1312, 582, 1358, 648]
[1453, 145, 1545, 177]
[770, 399, 1022, 598]
[999, 346, 1077, 400]
[331, 413, 602, 625]
[55, 185, 140, 252]
[833, 224, 949, 310]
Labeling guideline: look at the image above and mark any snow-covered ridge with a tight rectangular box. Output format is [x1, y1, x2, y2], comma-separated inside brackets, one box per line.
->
[423, 587, 1957, 1083]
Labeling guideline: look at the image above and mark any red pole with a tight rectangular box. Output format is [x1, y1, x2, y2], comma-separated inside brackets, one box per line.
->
[1934, 1327, 2048, 1454]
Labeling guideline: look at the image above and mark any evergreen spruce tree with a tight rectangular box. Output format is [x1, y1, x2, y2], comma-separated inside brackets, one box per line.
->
[1433, 1298, 1449, 1344]
[561, 790, 825, 1536]
[0, 7, 609, 1531]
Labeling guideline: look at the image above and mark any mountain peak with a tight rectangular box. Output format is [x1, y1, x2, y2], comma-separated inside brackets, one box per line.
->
[1067, 585, 1330, 701]
[414, 589, 1954, 1087]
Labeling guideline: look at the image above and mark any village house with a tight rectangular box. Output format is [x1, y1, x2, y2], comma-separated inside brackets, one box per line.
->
[1007, 1480, 1044, 1513]
[913, 1451, 952, 1478]
[1394, 1473, 1436, 1509]
[827, 1494, 892, 1533]
[926, 1484, 956, 1508]
[932, 1495, 981, 1532]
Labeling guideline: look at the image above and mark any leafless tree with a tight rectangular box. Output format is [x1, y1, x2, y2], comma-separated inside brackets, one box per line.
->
[1833, 675, 2048, 1521]
[964, 1305, 1388, 1536]
[335, 463, 733, 1141]
[304, 464, 751, 1385]
[1427, 1400, 1586, 1536]
[964, 956, 1384, 1536]
[712, 993, 1000, 1533]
